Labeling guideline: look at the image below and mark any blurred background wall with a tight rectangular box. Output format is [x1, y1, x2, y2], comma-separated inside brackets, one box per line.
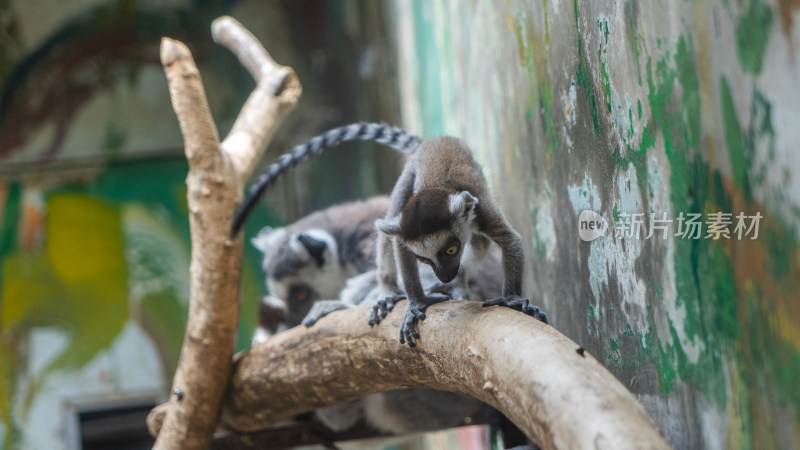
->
[1, 0, 799, 449]
[0, 1, 403, 448]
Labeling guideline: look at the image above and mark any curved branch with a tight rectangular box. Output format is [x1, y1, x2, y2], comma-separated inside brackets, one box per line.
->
[151, 301, 670, 450]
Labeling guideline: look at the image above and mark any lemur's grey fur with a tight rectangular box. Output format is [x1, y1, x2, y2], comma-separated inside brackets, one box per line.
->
[232, 122, 421, 237]
[372, 137, 548, 346]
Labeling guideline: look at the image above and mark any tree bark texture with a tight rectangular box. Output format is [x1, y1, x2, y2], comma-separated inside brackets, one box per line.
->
[151, 301, 670, 450]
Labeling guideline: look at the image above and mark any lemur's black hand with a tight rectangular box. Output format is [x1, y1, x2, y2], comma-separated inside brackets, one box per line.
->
[483, 296, 548, 324]
[398, 294, 449, 346]
[369, 295, 405, 326]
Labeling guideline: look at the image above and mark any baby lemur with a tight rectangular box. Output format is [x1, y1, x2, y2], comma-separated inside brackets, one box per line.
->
[233, 122, 547, 346]
[372, 136, 547, 345]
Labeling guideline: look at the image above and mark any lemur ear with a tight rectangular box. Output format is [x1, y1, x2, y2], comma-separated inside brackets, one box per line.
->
[252, 226, 286, 253]
[296, 232, 328, 267]
[449, 191, 479, 218]
[375, 217, 402, 236]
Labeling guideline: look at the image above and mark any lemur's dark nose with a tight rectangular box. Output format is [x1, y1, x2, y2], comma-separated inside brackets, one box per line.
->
[434, 265, 459, 283]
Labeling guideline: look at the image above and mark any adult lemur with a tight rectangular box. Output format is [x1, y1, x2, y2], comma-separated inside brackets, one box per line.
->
[233, 122, 548, 346]
[250, 196, 389, 343]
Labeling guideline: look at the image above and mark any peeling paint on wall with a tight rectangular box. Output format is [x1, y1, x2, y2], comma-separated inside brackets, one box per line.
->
[393, 0, 800, 448]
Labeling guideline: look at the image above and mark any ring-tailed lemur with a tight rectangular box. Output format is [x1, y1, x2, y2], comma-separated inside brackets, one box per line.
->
[250, 196, 390, 344]
[233, 123, 548, 347]
[371, 137, 548, 345]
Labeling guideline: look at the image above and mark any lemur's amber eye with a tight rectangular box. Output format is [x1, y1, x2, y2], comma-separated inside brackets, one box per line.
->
[446, 245, 459, 255]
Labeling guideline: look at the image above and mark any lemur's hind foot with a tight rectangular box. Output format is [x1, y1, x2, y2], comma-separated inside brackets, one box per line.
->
[483, 296, 548, 324]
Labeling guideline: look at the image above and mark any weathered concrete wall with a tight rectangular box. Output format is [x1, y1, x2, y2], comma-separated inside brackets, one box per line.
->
[390, 1, 800, 449]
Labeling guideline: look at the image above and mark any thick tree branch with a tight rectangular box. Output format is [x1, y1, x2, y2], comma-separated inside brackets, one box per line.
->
[153, 18, 301, 450]
[150, 301, 670, 450]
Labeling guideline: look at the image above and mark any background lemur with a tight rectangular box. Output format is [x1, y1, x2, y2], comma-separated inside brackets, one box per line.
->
[234, 123, 547, 347]
[250, 196, 389, 344]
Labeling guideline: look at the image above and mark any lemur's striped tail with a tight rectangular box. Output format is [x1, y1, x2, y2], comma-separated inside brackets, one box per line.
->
[231, 122, 421, 237]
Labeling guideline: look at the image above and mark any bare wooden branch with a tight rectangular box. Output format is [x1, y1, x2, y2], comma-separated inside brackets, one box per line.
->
[212, 16, 301, 183]
[153, 18, 301, 449]
[150, 301, 670, 450]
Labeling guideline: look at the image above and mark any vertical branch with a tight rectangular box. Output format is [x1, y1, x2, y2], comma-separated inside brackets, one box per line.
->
[153, 16, 300, 449]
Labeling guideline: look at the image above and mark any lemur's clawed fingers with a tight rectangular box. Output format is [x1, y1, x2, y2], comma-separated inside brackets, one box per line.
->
[369, 295, 406, 326]
[398, 295, 447, 346]
[369, 303, 385, 326]
[483, 296, 549, 325]
[399, 310, 422, 347]
[524, 304, 548, 324]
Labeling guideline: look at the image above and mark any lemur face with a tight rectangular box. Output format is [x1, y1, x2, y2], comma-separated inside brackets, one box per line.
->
[252, 227, 350, 317]
[378, 190, 478, 283]
[406, 233, 465, 283]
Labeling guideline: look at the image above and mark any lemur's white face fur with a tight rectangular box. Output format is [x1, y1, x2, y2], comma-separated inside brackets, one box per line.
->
[378, 191, 478, 283]
[252, 227, 355, 303]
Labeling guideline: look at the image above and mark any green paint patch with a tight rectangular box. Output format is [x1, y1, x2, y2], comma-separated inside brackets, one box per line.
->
[631, 28, 800, 448]
[627, 0, 643, 85]
[2, 195, 129, 372]
[516, 10, 560, 160]
[734, 0, 773, 74]
[412, 1, 446, 136]
[103, 120, 128, 152]
[628, 104, 635, 140]
[141, 291, 186, 376]
[0, 183, 21, 261]
[598, 49, 612, 113]
[720, 77, 754, 202]
[574, 0, 602, 136]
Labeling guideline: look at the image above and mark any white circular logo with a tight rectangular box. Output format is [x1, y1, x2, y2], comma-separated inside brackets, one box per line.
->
[578, 210, 608, 241]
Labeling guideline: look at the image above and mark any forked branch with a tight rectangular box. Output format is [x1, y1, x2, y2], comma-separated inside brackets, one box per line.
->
[152, 16, 300, 450]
